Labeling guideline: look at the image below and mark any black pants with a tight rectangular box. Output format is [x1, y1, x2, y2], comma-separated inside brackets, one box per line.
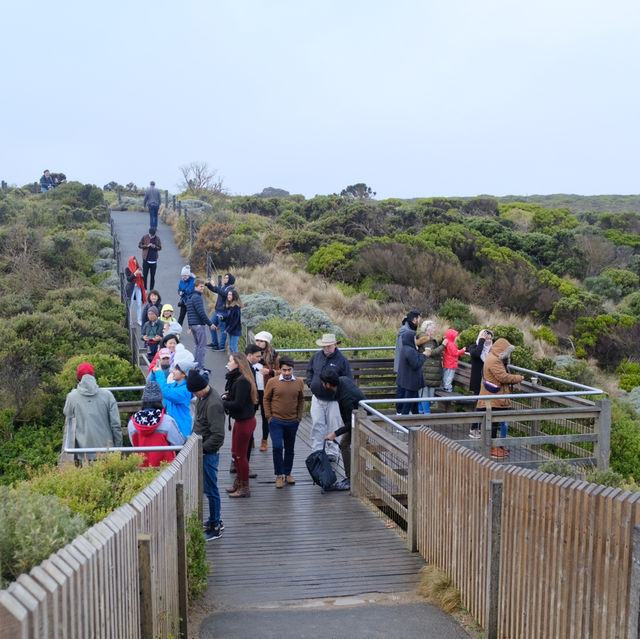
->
[143, 260, 157, 290]
[177, 301, 187, 325]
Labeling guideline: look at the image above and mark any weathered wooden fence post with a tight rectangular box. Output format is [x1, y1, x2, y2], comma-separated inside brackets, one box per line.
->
[137, 534, 154, 638]
[628, 525, 640, 639]
[176, 482, 189, 639]
[407, 427, 418, 552]
[117, 188, 122, 205]
[1, 180, 7, 193]
[481, 405, 492, 458]
[172, 195, 176, 210]
[486, 479, 503, 639]
[197, 436, 204, 524]
[594, 398, 611, 470]
[350, 410, 363, 499]
[178, 200, 182, 216]
[164, 190, 168, 207]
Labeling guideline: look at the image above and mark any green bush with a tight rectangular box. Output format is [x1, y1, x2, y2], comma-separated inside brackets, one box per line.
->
[307, 242, 353, 278]
[438, 299, 475, 332]
[616, 360, 640, 392]
[530, 326, 558, 345]
[186, 511, 208, 600]
[26, 453, 158, 525]
[291, 305, 344, 337]
[539, 459, 581, 478]
[610, 399, 640, 481]
[491, 325, 524, 347]
[254, 317, 316, 352]
[242, 291, 293, 329]
[0, 484, 87, 588]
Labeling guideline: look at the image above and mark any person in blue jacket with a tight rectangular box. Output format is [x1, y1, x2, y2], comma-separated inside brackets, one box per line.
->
[221, 289, 242, 354]
[149, 359, 195, 438]
[177, 266, 195, 326]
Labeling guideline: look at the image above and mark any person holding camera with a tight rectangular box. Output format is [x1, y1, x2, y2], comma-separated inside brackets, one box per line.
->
[205, 272, 235, 351]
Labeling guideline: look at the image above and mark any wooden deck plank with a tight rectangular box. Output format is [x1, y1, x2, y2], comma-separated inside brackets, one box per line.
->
[203, 414, 425, 610]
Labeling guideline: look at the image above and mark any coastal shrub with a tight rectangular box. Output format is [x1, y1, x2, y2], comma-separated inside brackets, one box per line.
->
[0, 484, 87, 588]
[186, 511, 209, 600]
[253, 317, 316, 351]
[216, 234, 271, 269]
[609, 400, 640, 481]
[619, 292, 640, 320]
[292, 305, 344, 337]
[530, 326, 558, 345]
[307, 242, 353, 278]
[26, 453, 157, 526]
[616, 360, 640, 392]
[437, 299, 475, 332]
[242, 291, 293, 329]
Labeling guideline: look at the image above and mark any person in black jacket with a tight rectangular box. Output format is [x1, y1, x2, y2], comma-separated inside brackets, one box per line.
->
[205, 273, 235, 350]
[321, 370, 365, 489]
[396, 331, 427, 415]
[468, 329, 493, 439]
[187, 369, 226, 541]
[305, 334, 353, 460]
[138, 227, 162, 290]
[222, 353, 258, 498]
[186, 279, 214, 369]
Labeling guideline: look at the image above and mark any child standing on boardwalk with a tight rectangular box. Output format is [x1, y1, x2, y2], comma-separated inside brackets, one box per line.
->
[441, 329, 466, 392]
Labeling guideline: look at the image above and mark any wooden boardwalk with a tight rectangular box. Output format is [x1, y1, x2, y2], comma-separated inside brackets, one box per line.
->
[204, 414, 426, 610]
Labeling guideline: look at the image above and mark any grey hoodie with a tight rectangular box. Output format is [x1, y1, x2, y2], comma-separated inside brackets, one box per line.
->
[63, 375, 122, 459]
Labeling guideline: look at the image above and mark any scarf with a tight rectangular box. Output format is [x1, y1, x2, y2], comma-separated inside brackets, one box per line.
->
[127, 256, 147, 303]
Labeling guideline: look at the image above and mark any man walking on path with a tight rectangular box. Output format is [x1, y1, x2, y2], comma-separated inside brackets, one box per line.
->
[305, 333, 353, 461]
[263, 356, 305, 488]
[138, 227, 162, 290]
[143, 180, 161, 229]
[63, 362, 122, 461]
[322, 369, 365, 490]
[186, 279, 215, 369]
[205, 273, 235, 350]
[187, 369, 226, 541]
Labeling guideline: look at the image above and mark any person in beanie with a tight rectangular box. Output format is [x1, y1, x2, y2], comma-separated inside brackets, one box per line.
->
[187, 369, 226, 541]
[128, 381, 185, 467]
[393, 310, 421, 412]
[63, 363, 123, 462]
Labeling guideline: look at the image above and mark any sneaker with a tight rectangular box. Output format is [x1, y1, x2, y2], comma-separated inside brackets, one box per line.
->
[469, 429, 481, 439]
[275, 475, 284, 489]
[285, 475, 296, 485]
[207, 343, 218, 349]
[204, 525, 223, 541]
[203, 519, 224, 533]
[330, 478, 351, 491]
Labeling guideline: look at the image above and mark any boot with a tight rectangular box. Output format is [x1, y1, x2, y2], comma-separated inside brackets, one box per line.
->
[259, 439, 268, 452]
[229, 459, 237, 474]
[226, 477, 240, 493]
[228, 479, 251, 498]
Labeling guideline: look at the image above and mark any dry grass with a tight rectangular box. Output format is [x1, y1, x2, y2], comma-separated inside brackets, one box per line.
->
[418, 565, 461, 613]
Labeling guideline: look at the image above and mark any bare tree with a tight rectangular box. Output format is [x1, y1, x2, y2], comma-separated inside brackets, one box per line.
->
[178, 162, 226, 195]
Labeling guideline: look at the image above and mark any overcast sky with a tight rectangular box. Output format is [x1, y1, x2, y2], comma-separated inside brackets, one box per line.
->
[2, 0, 638, 199]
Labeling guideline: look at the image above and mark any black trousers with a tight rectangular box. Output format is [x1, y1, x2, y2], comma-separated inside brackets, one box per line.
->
[143, 260, 157, 291]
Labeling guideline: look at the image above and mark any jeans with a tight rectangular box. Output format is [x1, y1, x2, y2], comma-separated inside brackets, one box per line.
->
[397, 387, 420, 415]
[191, 325, 208, 369]
[231, 417, 257, 481]
[269, 417, 299, 476]
[419, 386, 435, 414]
[209, 314, 227, 348]
[142, 260, 157, 290]
[203, 453, 220, 527]
[310, 396, 341, 459]
[130, 286, 143, 323]
[148, 204, 159, 229]
[227, 333, 240, 354]
[442, 368, 455, 391]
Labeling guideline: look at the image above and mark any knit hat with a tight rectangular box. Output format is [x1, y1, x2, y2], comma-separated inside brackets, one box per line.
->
[175, 360, 196, 376]
[173, 344, 195, 369]
[186, 369, 208, 392]
[181, 265, 191, 277]
[142, 381, 163, 404]
[254, 331, 273, 343]
[147, 306, 159, 316]
[76, 362, 95, 380]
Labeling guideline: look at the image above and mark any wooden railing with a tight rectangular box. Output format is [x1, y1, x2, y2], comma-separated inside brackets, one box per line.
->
[351, 408, 637, 639]
[1, 435, 203, 639]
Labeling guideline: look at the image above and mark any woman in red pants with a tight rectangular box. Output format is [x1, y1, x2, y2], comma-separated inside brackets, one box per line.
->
[222, 352, 258, 498]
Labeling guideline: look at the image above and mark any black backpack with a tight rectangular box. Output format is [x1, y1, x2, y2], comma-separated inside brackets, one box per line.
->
[305, 442, 336, 489]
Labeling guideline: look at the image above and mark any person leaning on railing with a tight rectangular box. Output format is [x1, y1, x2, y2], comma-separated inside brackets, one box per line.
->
[475, 338, 524, 459]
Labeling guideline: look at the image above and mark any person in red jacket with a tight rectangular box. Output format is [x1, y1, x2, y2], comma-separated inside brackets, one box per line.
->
[441, 328, 466, 392]
[128, 381, 185, 467]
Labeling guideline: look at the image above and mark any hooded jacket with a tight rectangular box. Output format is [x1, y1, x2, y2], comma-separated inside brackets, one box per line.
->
[63, 375, 123, 459]
[160, 303, 176, 324]
[476, 338, 524, 409]
[149, 370, 193, 438]
[442, 329, 466, 369]
[396, 331, 427, 391]
[128, 408, 185, 467]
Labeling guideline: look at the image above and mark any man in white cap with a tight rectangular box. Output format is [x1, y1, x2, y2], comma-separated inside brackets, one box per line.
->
[305, 333, 353, 460]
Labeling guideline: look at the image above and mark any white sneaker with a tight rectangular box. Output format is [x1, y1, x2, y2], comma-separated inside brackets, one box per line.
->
[469, 429, 481, 439]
